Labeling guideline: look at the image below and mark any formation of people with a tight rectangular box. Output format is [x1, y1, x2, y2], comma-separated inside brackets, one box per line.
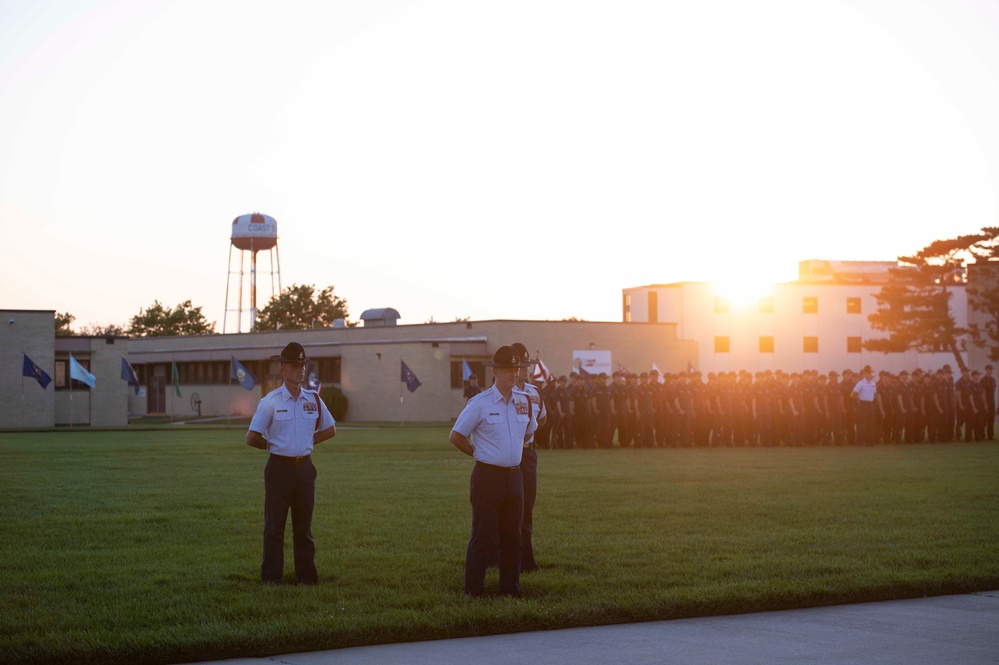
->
[528, 363, 996, 449]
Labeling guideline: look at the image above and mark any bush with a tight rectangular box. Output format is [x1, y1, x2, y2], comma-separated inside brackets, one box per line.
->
[320, 385, 348, 421]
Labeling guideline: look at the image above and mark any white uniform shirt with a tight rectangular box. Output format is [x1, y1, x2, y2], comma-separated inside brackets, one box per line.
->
[852, 378, 877, 403]
[452, 384, 537, 467]
[521, 382, 547, 446]
[248, 385, 335, 457]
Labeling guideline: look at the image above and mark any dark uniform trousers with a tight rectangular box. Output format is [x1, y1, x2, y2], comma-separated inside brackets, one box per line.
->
[262, 454, 318, 585]
[520, 446, 539, 571]
[466, 462, 524, 596]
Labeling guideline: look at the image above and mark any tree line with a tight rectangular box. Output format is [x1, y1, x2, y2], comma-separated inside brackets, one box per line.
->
[56, 284, 350, 337]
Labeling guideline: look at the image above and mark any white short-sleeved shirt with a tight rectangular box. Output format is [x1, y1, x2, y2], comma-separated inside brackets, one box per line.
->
[522, 382, 547, 446]
[852, 378, 877, 403]
[452, 384, 537, 467]
[248, 384, 335, 457]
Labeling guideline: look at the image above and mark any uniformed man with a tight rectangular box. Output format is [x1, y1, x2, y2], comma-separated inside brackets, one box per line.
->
[511, 342, 546, 573]
[851, 366, 877, 446]
[450, 345, 535, 597]
[982, 365, 996, 440]
[246, 342, 337, 585]
[463, 372, 482, 402]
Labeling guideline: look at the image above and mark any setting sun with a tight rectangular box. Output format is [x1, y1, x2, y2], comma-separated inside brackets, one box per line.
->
[712, 280, 775, 310]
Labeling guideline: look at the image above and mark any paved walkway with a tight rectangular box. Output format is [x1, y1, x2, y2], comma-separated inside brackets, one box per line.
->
[185, 591, 999, 665]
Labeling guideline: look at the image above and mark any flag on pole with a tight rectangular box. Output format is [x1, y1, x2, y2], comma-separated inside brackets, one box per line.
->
[231, 356, 256, 390]
[171, 361, 182, 398]
[532, 354, 554, 383]
[120, 357, 140, 394]
[401, 361, 421, 393]
[651, 362, 665, 383]
[687, 360, 696, 374]
[462, 360, 473, 382]
[306, 361, 322, 393]
[22, 354, 52, 389]
[69, 354, 96, 388]
[618, 363, 630, 376]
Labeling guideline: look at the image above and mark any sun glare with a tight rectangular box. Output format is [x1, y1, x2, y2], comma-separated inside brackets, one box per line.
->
[712, 280, 775, 310]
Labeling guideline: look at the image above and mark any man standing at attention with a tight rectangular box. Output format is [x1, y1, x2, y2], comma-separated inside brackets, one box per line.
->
[463, 371, 481, 403]
[851, 366, 877, 446]
[450, 346, 535, 597]
[246, 342, 336, 585]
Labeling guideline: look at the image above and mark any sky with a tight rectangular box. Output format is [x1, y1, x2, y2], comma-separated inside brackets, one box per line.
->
[2, 0, 998, 332]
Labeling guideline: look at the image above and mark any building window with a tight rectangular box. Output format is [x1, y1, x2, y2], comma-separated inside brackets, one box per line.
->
[714, 336, 730, 353]
[759, 336, 774, 353]
[648, 291, 658, 323]
[451, 361, 485, 388]
[846, 297, 861, 314]
[54, 357, 92, 391]
[759, 296, 774, 313]
[714, 297, 730, 313]
[315, 358, 342, 385]
[623, 294, 631, 323]
[803, 296, 818, 314]
[847, 336, 862, 353]
[803, 336, 819, 353]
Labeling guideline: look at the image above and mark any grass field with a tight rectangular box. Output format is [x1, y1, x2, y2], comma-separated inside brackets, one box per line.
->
[1, 427, 997, 665]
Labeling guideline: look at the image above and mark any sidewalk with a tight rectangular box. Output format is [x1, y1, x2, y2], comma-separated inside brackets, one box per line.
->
[185, 590, 999, 665]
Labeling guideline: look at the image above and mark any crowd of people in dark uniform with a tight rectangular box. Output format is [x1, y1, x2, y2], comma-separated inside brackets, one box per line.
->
[522, 364, 997, 449]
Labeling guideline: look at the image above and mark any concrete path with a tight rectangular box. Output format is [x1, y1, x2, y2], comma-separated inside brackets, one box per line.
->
[184, 590, 999, 665]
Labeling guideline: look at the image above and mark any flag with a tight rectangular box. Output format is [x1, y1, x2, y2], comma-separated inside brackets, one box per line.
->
[171, 361, 182, 398]
[618, 363, 630, 376]
[306, 361, 322, 393]
[687, 360, 696, 374]
[532, 354, 554, 383]
[231, 356, 256, 390]
[69, 354, 96, 388]
[401, 361, 421, 393]
[120, 357, 140, 395]
[651, 362, 665, 383]
[22, 354, 52, 389]
[462, 360, 473, 382]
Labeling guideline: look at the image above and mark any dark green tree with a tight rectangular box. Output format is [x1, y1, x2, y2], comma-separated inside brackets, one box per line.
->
[865, 230, 993, 371]
[965, 226, 999, 362]
[128, 300, 216, 337]
[79, 322, 128, 337]
[255, 284, 349, 331]
[55, 312, 75, 336]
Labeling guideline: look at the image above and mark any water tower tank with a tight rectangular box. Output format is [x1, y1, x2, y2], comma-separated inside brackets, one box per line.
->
[231, 213, 278, 252]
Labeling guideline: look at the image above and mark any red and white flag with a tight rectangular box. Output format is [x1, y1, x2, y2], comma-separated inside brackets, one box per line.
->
[533, 354, 555, 383]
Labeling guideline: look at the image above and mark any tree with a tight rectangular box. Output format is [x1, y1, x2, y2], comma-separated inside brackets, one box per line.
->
[55, 312, 75, 336]
[128, 300, 216, 337]
[965, 227, 999, 362]
[864, 230, 994, 371]
[79, 322, 128, 337]
[255, 284, 349, 331]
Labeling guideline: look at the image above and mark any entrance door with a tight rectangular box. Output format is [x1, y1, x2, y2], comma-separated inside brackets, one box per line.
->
[149, 375, 166, 414]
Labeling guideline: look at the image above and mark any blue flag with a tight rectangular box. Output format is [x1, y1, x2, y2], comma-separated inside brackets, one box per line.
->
[120, 357, 140, 395]
[462, 360, 472, 382]
[401, 361, 421, 393]
[69, 354, 96, 388]
[231, 356, 256, 390]
[22, 354, 52, 389]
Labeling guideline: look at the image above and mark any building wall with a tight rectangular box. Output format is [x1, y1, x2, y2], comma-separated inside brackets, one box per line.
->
[0, 310, 56, 428]
[54, 336, 131, 427]
[623, 281, 969, 374]
[127, 319, 697, 422]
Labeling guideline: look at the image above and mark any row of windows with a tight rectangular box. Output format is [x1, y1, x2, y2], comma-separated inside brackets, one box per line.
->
[715, 336, 864, 354]
[714, 296, 863, 314]
[131, 358, 342, 387]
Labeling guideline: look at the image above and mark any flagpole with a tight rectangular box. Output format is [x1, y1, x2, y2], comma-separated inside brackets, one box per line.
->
[21, 374, 25, 429]
[399, 380, 404, 426]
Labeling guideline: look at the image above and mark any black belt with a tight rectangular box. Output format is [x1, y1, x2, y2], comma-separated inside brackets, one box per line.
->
[475, 461, 520, 472]
[269, 453, 311, 463]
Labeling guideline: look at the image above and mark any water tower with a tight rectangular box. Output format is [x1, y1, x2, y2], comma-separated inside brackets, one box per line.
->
[224, 213, 282, 333]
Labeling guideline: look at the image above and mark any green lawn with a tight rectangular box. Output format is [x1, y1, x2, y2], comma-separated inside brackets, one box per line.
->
[1, 428, 997, 665]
